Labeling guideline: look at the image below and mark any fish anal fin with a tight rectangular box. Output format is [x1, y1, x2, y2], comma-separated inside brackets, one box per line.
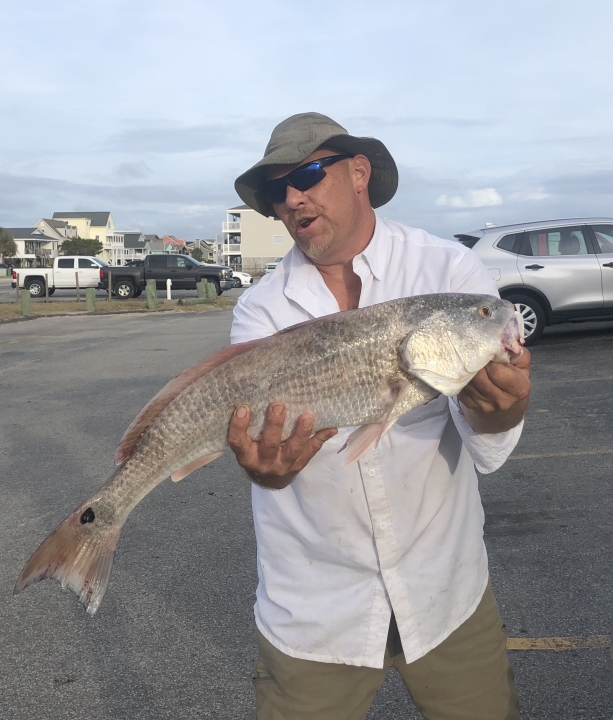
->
[115, 338, 269, 464]
[338, 378, 412, 466]
[171, 452, 224, 482]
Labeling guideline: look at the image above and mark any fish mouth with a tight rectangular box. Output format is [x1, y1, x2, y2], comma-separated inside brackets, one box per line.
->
[499, 311, 525, 364]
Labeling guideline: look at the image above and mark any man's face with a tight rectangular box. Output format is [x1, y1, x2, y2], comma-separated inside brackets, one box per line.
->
[266, 148, 371, 264]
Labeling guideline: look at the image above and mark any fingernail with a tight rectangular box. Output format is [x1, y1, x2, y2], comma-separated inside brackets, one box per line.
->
[302, 417, 313, 430]
[236, 406, 247, 419]
[272, 404, 284, 416]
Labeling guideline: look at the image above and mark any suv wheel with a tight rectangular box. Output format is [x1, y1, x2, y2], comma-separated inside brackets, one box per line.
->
[214, 280, 222, 296]
[504, 294, 545, 345]
[115, 280, 135, 299]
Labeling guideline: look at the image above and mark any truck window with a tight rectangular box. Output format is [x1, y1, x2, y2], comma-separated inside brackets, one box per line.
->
[148, 255, 168, 268]
[78, 258, 98, 268]
[169, 256, 191, 268]
[57, 259, 74, 268]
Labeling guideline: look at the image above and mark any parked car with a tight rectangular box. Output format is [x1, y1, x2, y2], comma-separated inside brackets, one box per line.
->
[232, 271, 254, 288]
[455, 217, 613, 343]
[98, 254, 234, 299]
[264, 257, 284, 273]
[11, 256, 108, 297]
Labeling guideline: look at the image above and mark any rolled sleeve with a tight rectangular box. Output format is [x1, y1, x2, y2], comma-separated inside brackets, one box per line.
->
[448, 396, 523, 473]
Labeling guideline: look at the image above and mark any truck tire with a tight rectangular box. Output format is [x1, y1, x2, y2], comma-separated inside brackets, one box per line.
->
[214, 279, 221, 296]
[114, 279, 135, 299]
[503, 293, 546, 345]
[26, 279, 45, 298]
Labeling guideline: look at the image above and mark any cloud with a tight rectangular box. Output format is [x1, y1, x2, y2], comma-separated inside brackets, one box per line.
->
[114, 161, 153, 179]
[508, 188, 550, 202]
[105, 120, 270, 154]
[348, 115, 494, 129]
[436, 188, 503, 208]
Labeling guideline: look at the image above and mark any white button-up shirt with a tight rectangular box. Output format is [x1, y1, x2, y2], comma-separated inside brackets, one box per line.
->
[230, 216, 522, 668]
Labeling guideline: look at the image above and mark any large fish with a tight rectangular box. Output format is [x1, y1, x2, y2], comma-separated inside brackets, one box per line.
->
[15, 293, 524, 615]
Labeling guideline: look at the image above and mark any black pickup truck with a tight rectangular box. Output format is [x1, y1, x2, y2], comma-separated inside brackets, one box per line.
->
[98, 255, 234, 299]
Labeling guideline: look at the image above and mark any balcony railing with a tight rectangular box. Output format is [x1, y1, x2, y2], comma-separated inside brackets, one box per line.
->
[222, 222, 241, 232]
[223, 244, 242, 254]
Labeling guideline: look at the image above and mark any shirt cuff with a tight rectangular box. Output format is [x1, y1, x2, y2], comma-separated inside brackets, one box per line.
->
[448, 396, 523, 474]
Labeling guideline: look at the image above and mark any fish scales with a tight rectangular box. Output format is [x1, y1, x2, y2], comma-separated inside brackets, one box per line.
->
[14, 293, 525, 615]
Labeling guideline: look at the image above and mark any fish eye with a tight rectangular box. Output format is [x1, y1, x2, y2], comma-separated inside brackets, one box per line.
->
[479, 306, 492, 318]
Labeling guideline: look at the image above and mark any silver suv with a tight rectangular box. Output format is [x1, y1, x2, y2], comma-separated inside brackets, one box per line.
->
[455, 218, 613, 343]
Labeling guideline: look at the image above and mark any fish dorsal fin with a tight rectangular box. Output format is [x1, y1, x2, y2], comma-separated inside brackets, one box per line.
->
[114, 337, 268, 464]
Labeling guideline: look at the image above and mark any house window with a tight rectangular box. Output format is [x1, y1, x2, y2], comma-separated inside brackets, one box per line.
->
[273, 235, 284, 244]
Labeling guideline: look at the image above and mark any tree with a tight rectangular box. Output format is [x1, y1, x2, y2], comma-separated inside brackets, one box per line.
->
[59, 237, 104, 256]
[0, 227, 17, 261]
[192, 247, 204, 262]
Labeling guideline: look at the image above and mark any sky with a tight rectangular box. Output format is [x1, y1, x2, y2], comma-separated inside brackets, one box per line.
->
[1, 0, 612, 241]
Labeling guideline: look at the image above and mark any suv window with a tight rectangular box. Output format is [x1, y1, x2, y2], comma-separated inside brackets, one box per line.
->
[591, 225, 613, 253]
[496, 233, 523, 254]
[78, 258, 98, 268]
[522, 227, 589, 257]
[148, 255, 167, 268]
[57, 258, 74, 268]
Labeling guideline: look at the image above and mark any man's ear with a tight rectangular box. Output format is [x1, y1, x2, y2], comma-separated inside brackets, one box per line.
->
[352, 154, 371, 194]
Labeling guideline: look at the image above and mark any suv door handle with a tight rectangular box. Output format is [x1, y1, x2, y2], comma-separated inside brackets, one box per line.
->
[603, 262, 613, 268]
[525, 264, 544, 270]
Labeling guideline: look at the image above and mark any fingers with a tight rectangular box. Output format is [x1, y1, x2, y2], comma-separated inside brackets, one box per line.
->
[227, 404, 254, 463]
[459, 359, 531, 414]
[259, 403, 287, 463]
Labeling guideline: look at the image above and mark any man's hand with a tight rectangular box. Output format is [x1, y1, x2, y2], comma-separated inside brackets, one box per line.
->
[457, 349, 531, 434]
[228, 403, 338, 489]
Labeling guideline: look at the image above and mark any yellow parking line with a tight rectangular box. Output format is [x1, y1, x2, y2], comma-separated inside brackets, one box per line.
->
[507, 636, 610, 651]
[510, 449, 613, 460]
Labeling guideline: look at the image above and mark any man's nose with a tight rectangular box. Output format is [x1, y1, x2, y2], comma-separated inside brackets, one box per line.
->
[284, 185, 307, 209]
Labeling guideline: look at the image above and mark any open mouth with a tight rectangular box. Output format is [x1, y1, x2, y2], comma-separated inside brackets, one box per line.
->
[501, 312, 525, 363]
[296, 216, 317, 231]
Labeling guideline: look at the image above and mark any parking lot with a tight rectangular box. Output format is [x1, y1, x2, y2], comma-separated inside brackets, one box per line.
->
[0, 308, 611, 719]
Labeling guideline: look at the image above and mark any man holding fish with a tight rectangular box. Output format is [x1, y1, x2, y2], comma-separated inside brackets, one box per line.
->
[15, 114, 530, 720]
[229, 113, 530, 719]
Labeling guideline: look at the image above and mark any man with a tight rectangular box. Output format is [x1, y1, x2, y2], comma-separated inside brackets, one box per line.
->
[228, 112, 530, 720]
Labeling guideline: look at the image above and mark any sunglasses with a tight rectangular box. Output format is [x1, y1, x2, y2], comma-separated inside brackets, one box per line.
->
[264, 154, 353, 205]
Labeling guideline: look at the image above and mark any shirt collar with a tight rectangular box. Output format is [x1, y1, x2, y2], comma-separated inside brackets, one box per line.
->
[283, 213, 394, 316]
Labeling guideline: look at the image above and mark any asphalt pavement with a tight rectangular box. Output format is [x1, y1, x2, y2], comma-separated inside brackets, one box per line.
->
[0, 308, 611, 719]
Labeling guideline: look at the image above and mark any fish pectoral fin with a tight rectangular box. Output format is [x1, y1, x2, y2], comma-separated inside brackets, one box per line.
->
[171, 452, 224, 482]
[338, 379, 412, 466]
[405, 368, 476, 396]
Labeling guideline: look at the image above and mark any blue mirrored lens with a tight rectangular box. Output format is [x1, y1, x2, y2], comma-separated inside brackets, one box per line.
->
[264, 164, 326, 204]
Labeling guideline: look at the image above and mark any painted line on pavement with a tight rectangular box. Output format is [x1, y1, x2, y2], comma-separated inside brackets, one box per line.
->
[510, 449, 613, 460]
[540, 376, 613, 386]
[507, 635, 610, 651]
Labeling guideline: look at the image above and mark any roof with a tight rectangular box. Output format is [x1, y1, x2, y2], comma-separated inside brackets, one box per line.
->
[121, 232, 146, 249]
[162, 235, 186, 247]
[53, 211, 111, 226]
[457, 217, 613, 237]
[227, 204, 251, 211]
[144, 234, 161, 241]
[42, 218, 72, 229]
[4, 228, 58, 242]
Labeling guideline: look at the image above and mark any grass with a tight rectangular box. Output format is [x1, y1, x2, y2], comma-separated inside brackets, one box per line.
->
[0, 296, 236, 321]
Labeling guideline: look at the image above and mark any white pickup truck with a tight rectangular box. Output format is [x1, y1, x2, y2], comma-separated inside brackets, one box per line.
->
[11, 256, 109, 297]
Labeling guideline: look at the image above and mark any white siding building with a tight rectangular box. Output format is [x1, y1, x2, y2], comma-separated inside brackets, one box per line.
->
[221, 205, 293, 271]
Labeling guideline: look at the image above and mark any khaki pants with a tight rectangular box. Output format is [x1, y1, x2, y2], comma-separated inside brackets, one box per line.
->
[254, 582, 521, 720]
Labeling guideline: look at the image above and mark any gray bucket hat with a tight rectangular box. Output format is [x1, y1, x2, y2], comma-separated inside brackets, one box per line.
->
[235, 112, 398, 217]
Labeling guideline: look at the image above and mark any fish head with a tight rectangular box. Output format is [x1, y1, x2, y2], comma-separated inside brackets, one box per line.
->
[398, 295, 524, 396]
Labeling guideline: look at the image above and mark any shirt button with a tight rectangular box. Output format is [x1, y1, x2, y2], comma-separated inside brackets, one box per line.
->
[379, 522, 388, 529]
[368, 469, 375, 477]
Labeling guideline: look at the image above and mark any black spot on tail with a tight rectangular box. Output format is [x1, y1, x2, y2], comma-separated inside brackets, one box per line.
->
[80, 508, 95, 524]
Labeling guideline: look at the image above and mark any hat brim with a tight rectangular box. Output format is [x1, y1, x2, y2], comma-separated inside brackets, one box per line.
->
[234, 133, 398, 217]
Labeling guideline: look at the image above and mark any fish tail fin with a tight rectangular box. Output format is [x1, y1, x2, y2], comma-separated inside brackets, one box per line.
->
[14, 503, 123, 616]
